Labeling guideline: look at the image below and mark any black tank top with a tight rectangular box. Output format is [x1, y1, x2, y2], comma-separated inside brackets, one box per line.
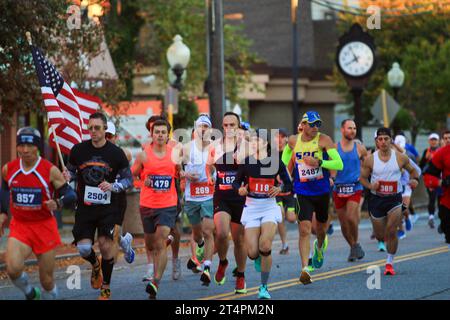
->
[214, 142, 242, 200]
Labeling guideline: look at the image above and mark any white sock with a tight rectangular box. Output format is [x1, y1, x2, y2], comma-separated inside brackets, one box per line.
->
[147, 263, 154, 273]
[203, 260, 212, 269]
[429, 215, 434, 220]
[11, 272, 33, 296]
[387, 254, 394, 265]
[282, 243, 289, 250]
[42, 285, 58, 300]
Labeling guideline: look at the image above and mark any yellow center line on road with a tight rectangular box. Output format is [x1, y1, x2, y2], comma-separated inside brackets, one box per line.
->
[198, 246, 449, 301]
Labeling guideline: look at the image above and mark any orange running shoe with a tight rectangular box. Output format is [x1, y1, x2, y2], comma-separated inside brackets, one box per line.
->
[235, 276, 247, 294]
[214, 260, 228, 285]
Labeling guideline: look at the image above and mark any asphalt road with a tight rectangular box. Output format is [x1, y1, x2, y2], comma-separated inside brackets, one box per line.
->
[1, 213, 449, 300]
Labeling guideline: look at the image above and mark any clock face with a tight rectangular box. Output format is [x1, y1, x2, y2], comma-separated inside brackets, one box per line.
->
[338, 41, 374, 77]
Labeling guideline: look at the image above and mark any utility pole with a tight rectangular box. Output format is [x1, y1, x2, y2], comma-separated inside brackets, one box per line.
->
[206, 0, 225, 129]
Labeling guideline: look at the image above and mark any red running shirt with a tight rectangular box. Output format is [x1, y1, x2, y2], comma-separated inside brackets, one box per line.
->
[431, 145, 450, 209]
[139, 144, 178, 209]
[6, 157, 54, 222]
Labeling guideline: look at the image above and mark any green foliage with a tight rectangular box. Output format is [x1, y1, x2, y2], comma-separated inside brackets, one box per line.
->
[172, 99, 199, 129]
[332, 6, 450, 134]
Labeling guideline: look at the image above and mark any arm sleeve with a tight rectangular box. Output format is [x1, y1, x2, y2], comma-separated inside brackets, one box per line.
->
[278, 161, 293, 193]
[56, 183, 77, 208]
[321, 148, 344, 171]
[409, 158, 422, 176]
[111, 148, 133, 193]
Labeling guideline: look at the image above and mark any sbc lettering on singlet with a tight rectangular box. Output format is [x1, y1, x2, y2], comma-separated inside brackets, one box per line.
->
[84, 186, 111, 205]
[217, 171, 237, 191]
[376, 181, 398, 196]
[12, 187, 42, 210]
[190, 182, 214, 197]
[145, 175, 172, 192]
[248, 178, 274, 195]
[335, 183, 356, 197]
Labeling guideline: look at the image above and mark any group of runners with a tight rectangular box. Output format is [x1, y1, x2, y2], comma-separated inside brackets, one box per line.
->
[1, 110, 449, 300]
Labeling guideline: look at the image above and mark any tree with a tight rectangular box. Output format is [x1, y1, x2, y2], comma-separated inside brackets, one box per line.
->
[133, 0, 259, 117]
[0, 0, 129, 131]
[331, 1, 450, 144]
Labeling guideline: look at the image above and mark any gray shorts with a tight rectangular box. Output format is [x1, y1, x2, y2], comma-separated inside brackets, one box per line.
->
[139, 206, 178, 234]
[184, 199, 214, 225]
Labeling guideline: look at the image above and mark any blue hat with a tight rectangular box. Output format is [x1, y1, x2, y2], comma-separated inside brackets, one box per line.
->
[240, 121, 250, 131]
[301, 111, 321, 124]
[16, 127, 42, 148]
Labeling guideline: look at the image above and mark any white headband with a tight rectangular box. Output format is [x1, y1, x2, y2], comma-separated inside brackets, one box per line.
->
[195, 115, 212, 128]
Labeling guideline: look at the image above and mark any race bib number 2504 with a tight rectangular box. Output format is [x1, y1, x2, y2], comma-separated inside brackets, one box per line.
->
[84, 186, 111, 205]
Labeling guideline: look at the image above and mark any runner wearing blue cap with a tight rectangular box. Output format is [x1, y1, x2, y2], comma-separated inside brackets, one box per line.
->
[288, 111, 344, 285]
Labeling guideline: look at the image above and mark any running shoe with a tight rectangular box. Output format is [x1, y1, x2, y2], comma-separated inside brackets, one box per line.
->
[279, 246, 289, 255]
[299, 268, 312, 285]
[196, 245, 205, 263]
[232, 266, 238, 277]
[98, 287, 111, 300]
[235, 276, 247, 294]
[25, 287, 41, 300]
[120, 233, 135, 264]
[312, 236, 328, 269]
[384, 263, 396, 276]
[200, 269, 211, 286]
[378, 241, 386, 252]
[258, 284, 271, 299]
[327, 223, 334, 236]
[428, 218, 435, 229]
[306, 258, 315, 272]
[91, 257, 103, 289]
[254, 256, 262, 273]
[347, 246, 357, 262]
[405, 217, 412, 232]
[187, 257, 202, 274]
[397, 229, 406, 240]
[214, 260, 228, 285]
[146, 281, 158, 299]
[173, 258, 181, 280]
[411, 214, 420, 224]
[354, 243, 365, 260]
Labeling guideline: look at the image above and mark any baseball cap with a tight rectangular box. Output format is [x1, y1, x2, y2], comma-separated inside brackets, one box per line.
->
[106, 121, 116, 135]
[394, 135, 406, 149]
[240, 121, 250, 131]
[428, 133, 439, 140]
[277, 128, 288, 137]
[301, 111, 321, 124]
[16, 127, 42, 148]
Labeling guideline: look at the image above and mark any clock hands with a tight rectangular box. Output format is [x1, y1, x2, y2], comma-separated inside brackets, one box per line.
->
[349, 47, 359, 63]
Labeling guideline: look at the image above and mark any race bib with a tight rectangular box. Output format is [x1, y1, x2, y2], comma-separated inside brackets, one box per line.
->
[336, 183, 356, 197]
[84, 186, 111, 205]
[376, 181, 398, 196]
[12, 187, 42, 210]
[249, 177, 274, 195]
[146, 175, 172, 192]
[190, 182, 214, 197]
[217, 171, 237, 191]
[297, 162, 323, 182]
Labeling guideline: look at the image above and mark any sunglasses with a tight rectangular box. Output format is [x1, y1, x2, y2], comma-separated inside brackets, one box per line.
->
[88, 125, 105, 131]
[307, 121, 322, 128]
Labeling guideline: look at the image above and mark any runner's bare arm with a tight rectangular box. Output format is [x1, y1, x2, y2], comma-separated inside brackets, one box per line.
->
[360, 155, 377, 191]
[358, 144, 368, 162]
[131, 151, 145, 178]
[399, 153, 420, 188]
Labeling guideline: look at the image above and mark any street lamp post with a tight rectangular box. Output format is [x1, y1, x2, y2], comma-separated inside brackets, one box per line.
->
[387, 62, 404, 101]
[166, 35, 190, 132]
[291, 0, 300, 134]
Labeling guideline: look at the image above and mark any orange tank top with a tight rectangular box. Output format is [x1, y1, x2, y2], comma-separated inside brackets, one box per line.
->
[140, 144, 178, 208]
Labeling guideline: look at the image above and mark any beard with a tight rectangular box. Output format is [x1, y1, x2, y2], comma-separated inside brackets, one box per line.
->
[344, 133, 355, 141]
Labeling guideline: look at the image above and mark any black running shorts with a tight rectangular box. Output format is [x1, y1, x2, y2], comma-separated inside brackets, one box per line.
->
[368, 193, 403, 219]
[213, 196, 245, 224]
[139, 206, 178, 234]
[295, 193, 330, 223]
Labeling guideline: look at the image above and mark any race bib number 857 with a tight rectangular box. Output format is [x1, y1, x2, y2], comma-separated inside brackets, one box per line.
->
[12, 187, 42, 210]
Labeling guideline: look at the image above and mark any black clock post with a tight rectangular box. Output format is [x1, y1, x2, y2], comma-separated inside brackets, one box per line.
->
[336, 23, 377, 141]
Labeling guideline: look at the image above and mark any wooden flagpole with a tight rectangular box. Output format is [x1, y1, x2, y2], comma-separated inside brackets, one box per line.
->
[26, 31, 66, 170]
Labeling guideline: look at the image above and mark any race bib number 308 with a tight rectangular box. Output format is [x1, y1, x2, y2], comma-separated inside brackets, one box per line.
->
[377, 181, 398, 196]
[12, 187, 42, 210]
[84, 186, 111, 205]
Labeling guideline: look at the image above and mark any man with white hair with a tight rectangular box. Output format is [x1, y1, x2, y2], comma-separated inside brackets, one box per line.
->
[181, 114, 216, 285]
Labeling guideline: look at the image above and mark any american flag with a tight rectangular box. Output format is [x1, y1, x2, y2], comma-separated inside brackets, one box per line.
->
[31, 45, 100, 154]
